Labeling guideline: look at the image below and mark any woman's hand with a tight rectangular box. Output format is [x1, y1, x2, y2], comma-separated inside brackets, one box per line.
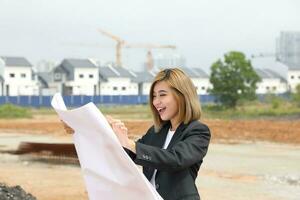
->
[106, 116, 135, 152]
[106, 116, 128, 145]
[61, 120, 74, 134]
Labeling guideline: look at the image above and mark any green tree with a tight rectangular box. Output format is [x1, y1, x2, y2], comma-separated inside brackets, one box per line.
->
[292, 84, 300, 107]
[209, 51, 261, 107]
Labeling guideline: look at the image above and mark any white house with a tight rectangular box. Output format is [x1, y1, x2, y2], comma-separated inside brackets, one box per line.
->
[181, 67, 212, 95]
[0, 75, 4, 96]
[133, 70, 156, 95]
[99, 66, 138, 95]
[287, 66, 300, 93]
[46, 58, 99, 95]
[133, 67, 212, 96]
[255, 68, 288, 94]
[0, 56, 39, 96]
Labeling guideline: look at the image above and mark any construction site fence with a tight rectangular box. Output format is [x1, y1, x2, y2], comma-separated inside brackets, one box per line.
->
[0, 93, 290, 108]
[0, 95, 216, 107]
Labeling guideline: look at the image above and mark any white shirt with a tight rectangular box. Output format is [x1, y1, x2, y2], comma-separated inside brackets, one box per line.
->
[150, 128, 176, 188]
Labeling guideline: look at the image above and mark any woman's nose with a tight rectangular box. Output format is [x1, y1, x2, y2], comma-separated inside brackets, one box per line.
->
[153, 97, 161, 106]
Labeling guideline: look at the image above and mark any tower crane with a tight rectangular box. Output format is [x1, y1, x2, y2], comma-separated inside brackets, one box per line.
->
[98, 29, 126, 67]
[251, 53, 281, 61]
[125, 44, 176, 70]
[97, 29, 176, 69]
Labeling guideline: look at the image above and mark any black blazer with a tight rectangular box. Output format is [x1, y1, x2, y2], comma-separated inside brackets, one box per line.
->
[125, 120, 211, 200]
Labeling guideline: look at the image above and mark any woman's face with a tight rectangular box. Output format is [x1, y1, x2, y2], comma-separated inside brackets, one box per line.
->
[152, 81, 179, 123]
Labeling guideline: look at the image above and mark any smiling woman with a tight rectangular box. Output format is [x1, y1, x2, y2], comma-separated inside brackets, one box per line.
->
[107, 68, 211, 200]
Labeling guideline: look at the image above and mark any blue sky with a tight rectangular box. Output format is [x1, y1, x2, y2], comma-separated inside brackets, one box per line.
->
[0, 0, 299, 73]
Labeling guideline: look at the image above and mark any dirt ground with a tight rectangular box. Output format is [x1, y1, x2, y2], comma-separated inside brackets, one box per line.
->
[0, 115, 299, 144]
[0, 115, 300, 200]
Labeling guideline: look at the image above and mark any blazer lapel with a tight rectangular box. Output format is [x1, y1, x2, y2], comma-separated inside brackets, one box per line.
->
[167, 122, 188, 149]
[152, 122, 170, 148]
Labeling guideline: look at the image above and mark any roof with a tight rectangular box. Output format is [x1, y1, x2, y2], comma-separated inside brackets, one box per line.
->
[54, 58, 98, 81]
[288, 65, 300, 70]
[99, 66, 137, 80]
[191, 68, 209, 78]
[133, 71, 156, 83]
[255, 68, 286, 82]
[36, 72, 49, 87]
[37, 72, 52, 84]
[179, 67, 198, 77]
[154, 67, 209, 78]
[0, 56, 32, 67]
[63, 58, 98, 68]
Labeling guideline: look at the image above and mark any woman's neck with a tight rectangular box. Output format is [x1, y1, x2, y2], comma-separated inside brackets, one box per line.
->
[170, 119, 180, 131]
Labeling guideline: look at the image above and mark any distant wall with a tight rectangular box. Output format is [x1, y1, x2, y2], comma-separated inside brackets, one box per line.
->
[0, 95, 216, 107]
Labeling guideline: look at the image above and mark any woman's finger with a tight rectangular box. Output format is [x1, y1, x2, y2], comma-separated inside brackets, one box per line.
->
[106, 115, 113, 124]
[60, 120, 74, 134]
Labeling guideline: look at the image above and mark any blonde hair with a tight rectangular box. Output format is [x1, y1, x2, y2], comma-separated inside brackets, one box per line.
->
[149, 68, 202, 132]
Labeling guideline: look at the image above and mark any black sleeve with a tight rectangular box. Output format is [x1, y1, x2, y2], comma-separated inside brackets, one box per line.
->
[123, 126, 155, 161]
[134, 123, 211, 172]
[123, 147, 136, 160]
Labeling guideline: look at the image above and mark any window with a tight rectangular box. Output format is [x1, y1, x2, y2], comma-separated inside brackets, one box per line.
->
[21, 73, 26, 78]
[272, 86, 277, 91]
[113, 86, 118, 91]
[9, 73, 15, 78]
[89, 74, 94, 78]
[122, 86, 126, 91]
[79, 74, 84, 78]
[298, 76, 300, 79]
[291, 75, 294, 79]
[201, 86, 206, 90]
[266, 86, 270, 90]
[54, 73, 61, 79]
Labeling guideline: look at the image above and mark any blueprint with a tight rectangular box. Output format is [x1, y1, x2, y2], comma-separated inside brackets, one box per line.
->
[51, 93, 162, 200]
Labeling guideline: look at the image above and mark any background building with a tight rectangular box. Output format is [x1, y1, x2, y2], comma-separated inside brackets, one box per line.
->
[255, 68, 288, 94]
[0, 56, 39, 96]
[153, 53, 186, 69]
[276, 31, 300, 68]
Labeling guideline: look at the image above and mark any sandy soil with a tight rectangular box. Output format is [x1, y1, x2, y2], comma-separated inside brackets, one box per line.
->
[0, 115, 300, 200]
[0, 115, 299, 144]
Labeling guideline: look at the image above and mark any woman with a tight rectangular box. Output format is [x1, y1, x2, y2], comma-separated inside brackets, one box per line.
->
[64, 68, 211, 200]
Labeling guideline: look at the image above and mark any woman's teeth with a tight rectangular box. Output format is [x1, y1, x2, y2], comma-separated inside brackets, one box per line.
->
[158, 107, 166, 114]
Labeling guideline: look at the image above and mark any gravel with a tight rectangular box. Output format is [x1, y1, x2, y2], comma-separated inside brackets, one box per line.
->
[0, 183, 37, 200]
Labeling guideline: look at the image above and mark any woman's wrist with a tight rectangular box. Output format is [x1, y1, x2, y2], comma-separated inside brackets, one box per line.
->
[127, 139, 136, 153]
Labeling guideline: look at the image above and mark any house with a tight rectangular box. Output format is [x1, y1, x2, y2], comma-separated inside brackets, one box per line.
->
[0, 75, 4, 96]
[181, 67, 212, 95]
[287, 66, 300, 93]
[255, 68, 288, 94]
[99, 66, 138, 95]
[52, 58, 99, 95]
[36, 72, 58, 96]
[0, 56, 39, 96]
[133, 67, 212, 96]
[133, 70, 156, 95]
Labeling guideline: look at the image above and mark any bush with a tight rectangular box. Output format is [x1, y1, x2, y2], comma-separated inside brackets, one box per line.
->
[0, 104, 32, 118]
[292, 84, 300, 107]
[264, 93, 284, 109]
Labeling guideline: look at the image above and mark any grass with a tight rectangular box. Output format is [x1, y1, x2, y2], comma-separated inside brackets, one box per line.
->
[1, 100, 300, 120]
[0, 104, 32, 118]
[98, 104, 152, 120]
[202, 100, 300, 119]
